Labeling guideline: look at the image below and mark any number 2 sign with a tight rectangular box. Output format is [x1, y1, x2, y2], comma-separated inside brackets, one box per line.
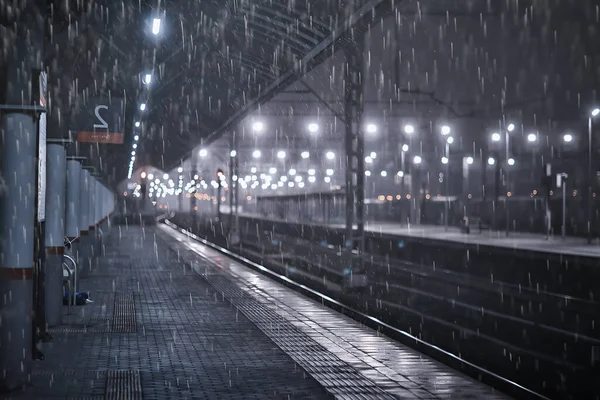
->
[72, 97, 125, 144]
[93, 105, 109, 130]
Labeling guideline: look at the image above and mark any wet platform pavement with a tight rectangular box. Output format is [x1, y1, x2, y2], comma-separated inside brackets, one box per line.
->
[10, 224, 511, 399]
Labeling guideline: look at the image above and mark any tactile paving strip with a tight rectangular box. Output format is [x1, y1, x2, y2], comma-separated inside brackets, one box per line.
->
[105, 370, 143, 400]
[112, 292, 137, 333]
[158, 232, 395, 399]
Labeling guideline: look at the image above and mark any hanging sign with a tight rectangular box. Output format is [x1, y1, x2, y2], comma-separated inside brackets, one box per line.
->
[71, 96, 125, 144]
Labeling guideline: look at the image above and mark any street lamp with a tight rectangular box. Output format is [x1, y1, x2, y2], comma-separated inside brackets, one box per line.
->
[252, 121, 264, 132]
[366, 124, 377, 134]
[308, 123, 319, 133]
[527, 133, 537, 143]
[404, 124, 415, 134]
[441, 125, 451, 135]
[152, 18, 161, 35]
[413, 155, 422, 164]
[563, 133, 573, 143]
[491, 132, 501, 142]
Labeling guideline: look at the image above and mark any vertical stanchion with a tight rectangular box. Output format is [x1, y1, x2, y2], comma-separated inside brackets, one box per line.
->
[44, 141, 69, 327]
[0, 3, 45, 390]
[66, 158, 83, 262]
[87, 174, 96, 260]
[0, 112, 39, 390]
[79, 168, 90, 272]
[343, 34, 365, 278]
[588, 116, 593, 244]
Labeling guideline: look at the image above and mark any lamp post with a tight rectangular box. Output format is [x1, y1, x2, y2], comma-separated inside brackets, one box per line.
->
[401, 144, 408, 193]
[439, 125, 452, 229]
[504, 123, 514, 236]
[588, 108, 599, 244]
[413, 155, 422, 224]
[444, 136, 454, 231]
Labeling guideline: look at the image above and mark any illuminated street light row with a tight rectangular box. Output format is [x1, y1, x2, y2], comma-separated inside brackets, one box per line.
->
[197, 148, 337, 160]
[129, 17, 163, 179]
[491, 131, 574, 144]
[252, 120, 380, 134]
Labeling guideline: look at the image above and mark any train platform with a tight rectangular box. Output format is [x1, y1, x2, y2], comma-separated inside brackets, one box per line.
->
[240, 213, 600, 258]
[8, 224, 511, 399]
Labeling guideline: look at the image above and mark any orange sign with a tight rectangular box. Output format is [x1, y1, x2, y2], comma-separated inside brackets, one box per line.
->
[77, 131, 124, 144]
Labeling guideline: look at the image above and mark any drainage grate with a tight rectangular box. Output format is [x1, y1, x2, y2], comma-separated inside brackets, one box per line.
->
[111, 292, 137, 332]
[105, 370, 143, 400]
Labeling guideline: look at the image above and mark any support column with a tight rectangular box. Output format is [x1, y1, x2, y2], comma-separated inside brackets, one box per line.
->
[95, 180, 103, 257]
[343, 39, 365, 270]
[79, 168, 90, 270]
[0, 113, 37, 391]
[87, 175, 97, 260]
[0, 3, 45, 388]
[65, 159, 81, 261]
[87, 172, 96, 259]
[44, 143, 67, 327]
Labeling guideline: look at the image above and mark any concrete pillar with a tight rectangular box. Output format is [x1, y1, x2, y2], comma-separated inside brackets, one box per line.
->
[0, 3, 45, 390]
[44, 143, 67, 327]
[65, 160, 81, 259]
[79, 169, 90, 270]
[0, 113, 37, 390]
[88, 176, 96, 259]
[94, 180, 102, 257]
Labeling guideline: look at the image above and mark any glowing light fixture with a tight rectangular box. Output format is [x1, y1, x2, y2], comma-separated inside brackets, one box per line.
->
[252, 121, 264, 132]
[152, 18, 161, 35]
